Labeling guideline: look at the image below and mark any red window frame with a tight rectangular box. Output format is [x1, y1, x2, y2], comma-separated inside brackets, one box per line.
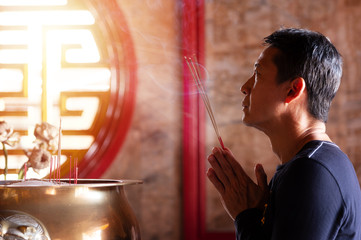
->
[79, 0, 137, 178]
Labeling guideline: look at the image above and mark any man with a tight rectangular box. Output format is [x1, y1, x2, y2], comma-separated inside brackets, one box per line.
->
[207, 28, 361, 239]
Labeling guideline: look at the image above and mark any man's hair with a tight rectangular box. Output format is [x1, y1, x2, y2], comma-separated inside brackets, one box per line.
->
[264, 28, 342, 122]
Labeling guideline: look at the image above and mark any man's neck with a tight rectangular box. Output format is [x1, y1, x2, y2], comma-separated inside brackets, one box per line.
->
[266, 122, 331, 164]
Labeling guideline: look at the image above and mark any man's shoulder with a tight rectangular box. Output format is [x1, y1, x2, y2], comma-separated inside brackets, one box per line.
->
[274, 141, 359, 201]
[292, 141, 351, 174]
[291, 140, 361, 208]
[271, 140, 361, 239]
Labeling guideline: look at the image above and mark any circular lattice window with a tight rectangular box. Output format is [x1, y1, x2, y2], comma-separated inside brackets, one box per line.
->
[0, 0, 137, 179]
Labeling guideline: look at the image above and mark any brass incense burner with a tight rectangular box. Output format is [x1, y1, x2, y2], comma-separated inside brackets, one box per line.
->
[0, 179, 141, 240]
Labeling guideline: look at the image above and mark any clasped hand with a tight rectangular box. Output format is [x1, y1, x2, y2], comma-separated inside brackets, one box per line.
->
[207, 147, 269, 220]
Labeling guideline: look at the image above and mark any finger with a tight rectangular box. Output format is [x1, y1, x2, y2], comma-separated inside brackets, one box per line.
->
[211, 147, 235, 176]
[222, 148, 249, 181]
[208, 154, 230, 186]
[255, 163, 268, 191]
[207, 168, 225, 194]
[214, 147, 251, 189]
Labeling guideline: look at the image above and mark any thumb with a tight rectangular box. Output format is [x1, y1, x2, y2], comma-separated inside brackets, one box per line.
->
[255, 164, 268, 191]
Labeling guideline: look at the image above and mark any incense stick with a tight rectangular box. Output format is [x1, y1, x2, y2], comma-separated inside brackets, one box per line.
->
[57, 155, 60, 183]
[57, 118, 61, 179]
[184, 55, 225, 149]
[69, 156, 72, 184]
[75, 157, 78, 184]
[49, 156, 53, 182]
[55, 156, 58, 182]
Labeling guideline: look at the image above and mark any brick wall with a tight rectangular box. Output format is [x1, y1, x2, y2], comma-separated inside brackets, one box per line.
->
[205, 0, 361, 232]
[103, 0, 361, 238]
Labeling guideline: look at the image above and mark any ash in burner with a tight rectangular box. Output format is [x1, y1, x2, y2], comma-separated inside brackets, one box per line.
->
[5, 179, 70, 187]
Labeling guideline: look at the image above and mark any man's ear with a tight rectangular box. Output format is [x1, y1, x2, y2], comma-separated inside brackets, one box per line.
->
[285, 77, 306, 104]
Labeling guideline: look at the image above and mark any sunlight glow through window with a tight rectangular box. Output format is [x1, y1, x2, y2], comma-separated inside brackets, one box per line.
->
[0, 0, 67, 6]
[0, 1, 111, 180]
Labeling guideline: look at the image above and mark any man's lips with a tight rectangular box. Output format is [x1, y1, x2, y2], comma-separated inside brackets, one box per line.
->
[242, 101, 250, 113]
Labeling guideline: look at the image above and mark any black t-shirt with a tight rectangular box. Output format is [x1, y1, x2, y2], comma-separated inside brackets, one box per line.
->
[235, 141, 361, 240]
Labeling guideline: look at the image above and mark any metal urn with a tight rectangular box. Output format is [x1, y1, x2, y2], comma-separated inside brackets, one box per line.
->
[0, 179, 141, 240]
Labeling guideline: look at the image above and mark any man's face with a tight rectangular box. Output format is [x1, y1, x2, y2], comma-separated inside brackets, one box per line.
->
[241, 47, 288, 131]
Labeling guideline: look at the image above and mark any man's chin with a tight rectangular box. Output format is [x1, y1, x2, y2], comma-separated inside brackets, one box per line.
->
[242, 118, 266, 133]
[242, 121, 253, 127]
[242, 117, 257, 128]
[241, 115, 251, 125]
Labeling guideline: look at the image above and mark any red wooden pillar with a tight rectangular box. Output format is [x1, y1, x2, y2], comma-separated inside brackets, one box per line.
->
[182, 1, 235, 239]
[182, 0, 205, 239]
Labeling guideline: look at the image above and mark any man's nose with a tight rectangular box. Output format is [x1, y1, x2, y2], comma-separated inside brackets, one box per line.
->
[240, 76, 253, 95]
